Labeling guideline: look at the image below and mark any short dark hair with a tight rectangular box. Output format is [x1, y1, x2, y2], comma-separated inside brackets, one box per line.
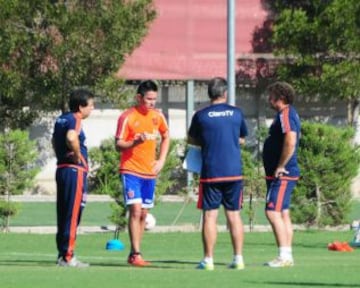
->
[137, 80, 158, 96]
[68, 89, 94, 112]
[208, 77, 227, 100]
[267, 81, 295, 104]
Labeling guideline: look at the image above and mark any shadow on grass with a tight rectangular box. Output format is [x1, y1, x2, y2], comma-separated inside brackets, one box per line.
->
[149, 259, 250, 269]
[0, 259, 138, 268]
[80, 259, 201, 269]
[294, 243, 329, 249]
[0, 258, 201, 269]
[142, 259, 199, 269]
[0, 259, 56, 267]
[96, 259, 231, 269]
[247, 281, 359, 287]
[152, 260, 198, 264]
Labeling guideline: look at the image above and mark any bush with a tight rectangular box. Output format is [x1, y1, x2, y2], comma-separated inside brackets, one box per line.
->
[88, 137, 185, 229]
[88, 138, 120, 196]
[0, 129, 39, 230]
[292, 121, 360, 226]
[0, 200, 19, 231]
[156, 138, 185, 199]
[88, 138, 126, 229]
[0, 129, 39, 196]
[242, 146, 266, 228]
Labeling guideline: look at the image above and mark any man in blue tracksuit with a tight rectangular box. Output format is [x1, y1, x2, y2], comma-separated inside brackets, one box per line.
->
[52, 89, 94, 267]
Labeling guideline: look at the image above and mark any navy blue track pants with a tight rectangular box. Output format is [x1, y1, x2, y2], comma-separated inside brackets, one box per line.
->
[56, 167, 87, 261]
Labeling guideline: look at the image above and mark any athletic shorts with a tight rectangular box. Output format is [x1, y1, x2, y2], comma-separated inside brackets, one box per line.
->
[121, 174, 156, 208]
[265, 178, 298, 212]
[197, 181, 243, 211]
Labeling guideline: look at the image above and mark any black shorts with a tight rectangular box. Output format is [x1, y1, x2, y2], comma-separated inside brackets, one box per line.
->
[197, 181, 243, 211]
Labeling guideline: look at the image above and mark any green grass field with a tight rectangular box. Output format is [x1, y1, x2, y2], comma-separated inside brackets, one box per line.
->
[0, 231, 358, 288]
[9, 199, 269, 227]
[9, 198, 360, 227]
[2, 199, 360, 287]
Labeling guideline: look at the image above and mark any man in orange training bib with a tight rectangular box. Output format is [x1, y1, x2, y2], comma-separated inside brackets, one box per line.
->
[115, 80, 170, 267]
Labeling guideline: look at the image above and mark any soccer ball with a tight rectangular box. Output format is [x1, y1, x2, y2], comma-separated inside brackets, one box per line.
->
[145, 213, 156, 230]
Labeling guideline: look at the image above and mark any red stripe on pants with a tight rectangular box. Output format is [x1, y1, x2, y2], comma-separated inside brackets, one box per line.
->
[65, 170, 83, 261]
[275, 180, 287, 212]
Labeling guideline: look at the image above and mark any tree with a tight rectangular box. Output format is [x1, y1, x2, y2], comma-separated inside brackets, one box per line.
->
[292, 122, 360, 226]
[88, 137, 184, 230]
[0, 0, 156, 131]
[242, 146, 266, 231]
[88, 138, 127, 230]
[263, 0, 360, 125]
[155, 139, 185, 201]
[0, 130, 39, 230]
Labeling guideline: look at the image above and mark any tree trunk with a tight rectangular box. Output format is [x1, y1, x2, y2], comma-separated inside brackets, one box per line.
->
[315, 183, 321, 226]
[353, 98, 360, 123]
[5, 142, 14, 232]
[347, 98, 360, 127]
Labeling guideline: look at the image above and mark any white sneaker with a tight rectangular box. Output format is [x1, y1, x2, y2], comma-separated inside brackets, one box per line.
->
[228, 261, 245, 270]
[57, 257, 90, 268]
[265, 257, 294, 268]
[196, 260, 214, 271]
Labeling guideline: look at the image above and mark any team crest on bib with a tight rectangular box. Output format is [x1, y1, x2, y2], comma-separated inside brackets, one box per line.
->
[127, 189, 135, 199]
[152, 117, 158, 126]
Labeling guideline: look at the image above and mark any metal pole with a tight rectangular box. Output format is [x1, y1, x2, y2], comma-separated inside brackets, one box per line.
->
[186, 80, 194, 130]
[186, 80, 194, 196]
[227, 0, 236, 105]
